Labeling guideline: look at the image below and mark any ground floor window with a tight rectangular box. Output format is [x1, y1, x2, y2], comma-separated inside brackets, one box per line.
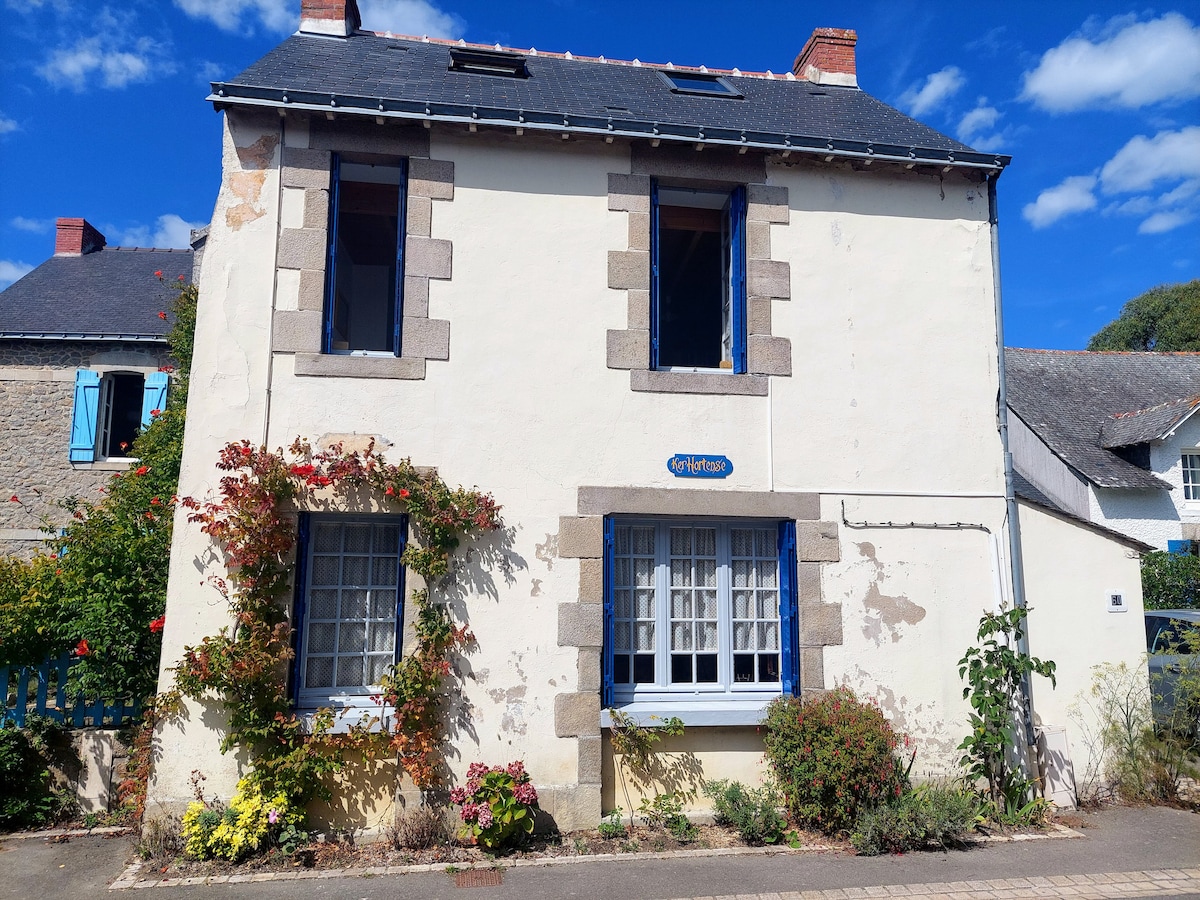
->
[603, 518, 798, 710]
[292, 515, 406, 714]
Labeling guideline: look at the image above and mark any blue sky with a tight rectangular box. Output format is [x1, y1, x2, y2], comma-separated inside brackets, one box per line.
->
[1, 0, 1197, 349]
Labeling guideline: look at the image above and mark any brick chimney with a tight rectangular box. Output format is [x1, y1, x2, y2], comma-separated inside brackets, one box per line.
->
[300, 0, 361, 37]
[792, 28, 858, 87]
[54, 218, 106, 256]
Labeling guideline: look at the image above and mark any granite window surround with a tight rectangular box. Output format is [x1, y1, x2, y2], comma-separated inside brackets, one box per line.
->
[606, 149, 793, 396]
[270, 121, 454, 380]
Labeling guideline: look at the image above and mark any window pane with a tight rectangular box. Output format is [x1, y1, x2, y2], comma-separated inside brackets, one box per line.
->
[734, 621, 752, 651]
[306, 657, 334, 689]
[733, 654, 754, 683]
[635, 621, 655, 651]
[671, 590, 692, 619]
[308, 589, 338, 620]
[614, 655, 631, 684]
[372, 556, 398, 586]
[671, 655, 693, 683]
[732, 559, 751, 589]
[368, 622, 395, 653]
[312, 556, 340, 586]
[635, 589, 655, 619]
[633, 527, 655, 555]
[372, 524, 400, 554]
[670, 527, 692, 556]
[733, 590, 752, 619]
[672, 622, 693, 651]
[314, 524, 341, 553]
[369, 589, 396, 619]
[670, 559, 690, 587]
[615, 525, 631, 555]
[615, 558, 631, 586]
[633, 654, 655, 684]
[696, 654, 718, 683]
[759, 622, 779, 651]
[342, 556, 369, 586]
[698, 621, 718, 651]
[731, 529, 753, 557]
[615, 622, 631, 651]
[697, 590, 718, 619]
[343, 524, 371, 553]
[696, 559, 717, 588]
[339, 622, 366, 653]
[758, 654, 780, 683]
[337, 656, 365, 688]
[695, 528, 716, 556]
[634, 558, 655, 587]
[340, 589, 368, 619]
[366, 655, 392, 684]
[306, 622, 336, 654]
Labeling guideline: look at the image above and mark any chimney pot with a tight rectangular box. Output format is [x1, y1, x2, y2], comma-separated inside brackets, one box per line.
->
[55, 218, 107, 257]
[300, 0, 361, 37]
[793, 28, 858, 87]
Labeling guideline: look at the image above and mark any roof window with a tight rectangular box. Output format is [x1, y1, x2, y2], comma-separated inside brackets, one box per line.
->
[448, 47, 529, 78]
[658, 71, 742, 98]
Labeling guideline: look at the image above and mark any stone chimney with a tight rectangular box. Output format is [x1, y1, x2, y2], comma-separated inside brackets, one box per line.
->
[792, 28, 858, 87]
[54, 218, 106, 256]
[300, 0, 361, 37]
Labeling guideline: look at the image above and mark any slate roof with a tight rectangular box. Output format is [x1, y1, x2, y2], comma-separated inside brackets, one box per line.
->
[210, 32, 1009, 170]
[0, 247, 191, 340]
[1100, 395, 1200, 448]
[1006, 349, 1200, 490]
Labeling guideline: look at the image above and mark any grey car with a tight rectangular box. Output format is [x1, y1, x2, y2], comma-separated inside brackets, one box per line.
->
[1145, 609, 1200, 736]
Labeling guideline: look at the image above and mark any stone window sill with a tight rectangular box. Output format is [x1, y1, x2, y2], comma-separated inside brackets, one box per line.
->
[602, 699, 773, 727]
[630, 369, 768, 396]
[294, 353, 426, 380]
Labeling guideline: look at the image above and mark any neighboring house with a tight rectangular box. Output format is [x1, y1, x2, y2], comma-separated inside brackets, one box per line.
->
[148, 0, 1145, 832]
[0, 218, 191, 557]
[1007, 348, 1200, 551]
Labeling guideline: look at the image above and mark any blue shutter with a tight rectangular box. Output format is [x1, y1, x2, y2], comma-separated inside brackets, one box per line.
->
[649, 178, 661, 371]
[68, 369, 101, 462]
[778, 520, 799, 696]
[393, 158, 409, 357]
[289, 513, 312, 705]
[1167, 540, 1193, 556]
[602, 516, 615, 708]
[140, 371, 169, 429]
[730, 185, 748, 374]
[323, 153, 341, 354]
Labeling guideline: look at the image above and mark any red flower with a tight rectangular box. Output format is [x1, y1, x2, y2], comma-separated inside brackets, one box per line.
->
[119, 442, 129, 451]
[74, 639, 90, 657]
[135, 465, 150, 476]
[154, 270, 162, 278]
[145, 512, 155, 520]
[385, 486, 395, 496]
[289, 464, 316, 478]
[150, 408, 162, 417]
[399, 488, 410, 498]
[148, 615, 165, 634]
[158, 311, 167, 320]
[151, 497, 161, 506]
[159, 365, 175, 373]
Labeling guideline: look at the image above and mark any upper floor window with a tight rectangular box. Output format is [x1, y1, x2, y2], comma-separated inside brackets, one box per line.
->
[69, 369, 168, 463]
[325, 156, 408, 356]
[650, 182, 747, 373]
[1183, 453, 1200, 501]
[603, 518, 798, 714]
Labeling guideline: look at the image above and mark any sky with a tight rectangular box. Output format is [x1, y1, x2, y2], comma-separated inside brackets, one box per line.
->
[0, 0, 1197, 350]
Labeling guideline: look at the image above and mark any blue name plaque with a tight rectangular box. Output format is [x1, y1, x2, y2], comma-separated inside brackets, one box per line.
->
[667, 454, 733, 479]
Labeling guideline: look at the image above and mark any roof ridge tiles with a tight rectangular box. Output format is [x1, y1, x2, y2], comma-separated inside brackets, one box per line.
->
[362, 30, 794, 81]
[1008, 347, 1200, 357]
[1109, 393, 1200, 420]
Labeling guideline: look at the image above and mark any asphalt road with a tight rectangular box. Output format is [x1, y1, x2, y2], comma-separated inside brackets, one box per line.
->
[1, 805, 1197, 899]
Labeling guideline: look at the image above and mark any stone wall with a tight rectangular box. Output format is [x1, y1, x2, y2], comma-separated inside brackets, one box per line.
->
[0, 340, 170, 556]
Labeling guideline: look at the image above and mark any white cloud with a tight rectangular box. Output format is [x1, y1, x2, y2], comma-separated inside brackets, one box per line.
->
[11, 216, 51, 233]
[173, 0, 294, 34]
[1021, 13, 1200, 112]
[359, 0, 464, 39]
[956, 100, 1005, 151]
[1139, 209, 1196, 234]
[898, 66, 964, 118]
[1022, 175, 1097, 229]
[1098, 127, 1200, 194]
[112, 214, 206, 249]
[0, 114, 17, 134]
[38, 7, 175, 92]
[0, 260, 35, 290]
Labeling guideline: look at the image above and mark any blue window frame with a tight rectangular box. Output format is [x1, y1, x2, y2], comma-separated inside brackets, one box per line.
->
[650, 181, 747, 373]
[324, 155, 408, 356]
[291, 514, 408, 720]
[602, 517, 799, 714]
[68, 369, 169, 462]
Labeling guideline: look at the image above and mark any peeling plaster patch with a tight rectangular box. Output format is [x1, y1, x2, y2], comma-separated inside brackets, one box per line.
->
[530, 578, 542, 597]
[534, 534, 557, 570]
[839, 666, 959, 772]
[855, 541, 926, 645]
[487, 685, 528, 736]
[235, 133, 278, 170]
[473, 668, 488, 685]
[225, 171, 268, 229]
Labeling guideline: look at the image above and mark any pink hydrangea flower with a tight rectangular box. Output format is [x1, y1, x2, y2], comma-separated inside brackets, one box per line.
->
[466, 762, 491, 780]
[476, 806, 494, 829]
[514, 782, 538, 805]
[460, 802, 479, 823]
[505, 761, 526, 779]
[449, 786, 468, 805]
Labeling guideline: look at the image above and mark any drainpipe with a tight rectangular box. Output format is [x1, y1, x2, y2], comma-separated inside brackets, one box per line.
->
[988, 172, 1039, 776]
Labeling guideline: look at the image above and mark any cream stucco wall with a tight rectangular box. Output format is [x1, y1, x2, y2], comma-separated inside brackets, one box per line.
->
[151, 109, 1038, 833]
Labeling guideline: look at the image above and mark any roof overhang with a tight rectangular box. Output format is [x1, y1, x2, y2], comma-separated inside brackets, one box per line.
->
[0, 332, 167, 342]
[207, 85, 1012, 173]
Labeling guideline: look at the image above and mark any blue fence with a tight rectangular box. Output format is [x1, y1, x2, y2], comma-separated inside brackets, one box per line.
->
[0, 652, 140, 729]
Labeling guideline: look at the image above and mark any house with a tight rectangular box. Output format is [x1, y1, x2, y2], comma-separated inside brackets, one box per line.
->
[0, 219, 192, 557]
[147, 0, 1146, 833]
[1007, 348, 1200, 551]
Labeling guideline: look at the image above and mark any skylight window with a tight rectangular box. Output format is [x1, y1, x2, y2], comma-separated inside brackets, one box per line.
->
[658, 71, 742, 98]
[448, 47, 529, 78]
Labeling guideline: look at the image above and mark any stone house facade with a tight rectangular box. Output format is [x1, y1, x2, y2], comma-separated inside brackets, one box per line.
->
[148, 0, 1147, 833]
[0, 219, 188, 556]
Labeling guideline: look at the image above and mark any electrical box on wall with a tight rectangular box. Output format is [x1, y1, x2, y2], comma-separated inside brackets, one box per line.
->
[1107, 590, 1127, 613]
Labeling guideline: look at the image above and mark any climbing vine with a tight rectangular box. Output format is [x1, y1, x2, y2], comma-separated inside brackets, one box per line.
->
[171, 438, 501, 804]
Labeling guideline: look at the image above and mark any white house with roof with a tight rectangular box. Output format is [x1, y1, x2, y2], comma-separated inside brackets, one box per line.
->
[147, 0, 1147, 833]
[1006, 348, 1200, 551]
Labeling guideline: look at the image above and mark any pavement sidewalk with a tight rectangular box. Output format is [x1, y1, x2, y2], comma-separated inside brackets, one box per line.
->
[1, 805, 1197, 899]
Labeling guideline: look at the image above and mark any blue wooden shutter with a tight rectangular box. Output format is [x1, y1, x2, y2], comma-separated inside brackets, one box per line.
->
[649, 178, 661, 371]
[730, 186, 748, 374]
[323, 153, 342, 354]
[289, 513, 312, 704]
[602, 516, 615, 708]
[68, 369, 101, 462]
[140, 371, 169, 429]
[393, 158, 409, 357]
[778, 520, 799, 696]
[1167, 540, 1194, 556]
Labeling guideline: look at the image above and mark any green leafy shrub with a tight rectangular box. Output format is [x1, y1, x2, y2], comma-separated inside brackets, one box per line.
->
[597, 808, 625, 839]
[703, 779, 787, 845]
[0, 719, 73, 829]
[1142, 551, 1200, 611]
[850, 785, 976, 856]
[762, 687, 908, 835]
[637, 792, 697, 842]
[450, 761, 539, 851]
